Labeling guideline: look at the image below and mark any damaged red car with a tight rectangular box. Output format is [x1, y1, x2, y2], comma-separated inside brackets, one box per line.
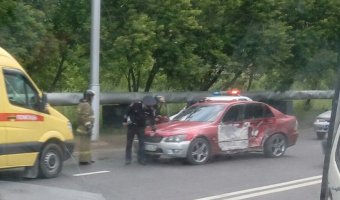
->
[143, 100, 299, 165]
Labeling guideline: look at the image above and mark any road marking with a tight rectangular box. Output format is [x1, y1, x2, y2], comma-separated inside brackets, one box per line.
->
[195, 175, 322, 200]
[73, 171, 110, 177]
[221, 180, 321, 200]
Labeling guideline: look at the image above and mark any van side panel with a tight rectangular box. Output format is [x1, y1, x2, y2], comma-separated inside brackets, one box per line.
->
[7, 153, 38, 167]
[0, 47, 74, 178]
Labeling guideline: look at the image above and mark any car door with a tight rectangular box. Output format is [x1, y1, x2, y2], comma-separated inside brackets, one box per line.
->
[218, 104, 249, 151]
[3, 68, 43, 167]
[244, 103, 275, 148]
[328, 123, 340, 199]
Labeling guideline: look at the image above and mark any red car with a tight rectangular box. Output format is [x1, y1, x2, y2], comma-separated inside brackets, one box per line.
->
[143, 100, 298, 164]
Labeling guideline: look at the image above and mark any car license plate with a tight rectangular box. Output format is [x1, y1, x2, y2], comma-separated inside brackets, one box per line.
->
[145, 144, 157, 151]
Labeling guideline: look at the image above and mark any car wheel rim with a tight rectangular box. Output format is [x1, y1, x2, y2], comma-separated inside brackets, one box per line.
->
[44, 151, 59, 172]
[191, 141, 208, 163]
[271, 137, 286, 156]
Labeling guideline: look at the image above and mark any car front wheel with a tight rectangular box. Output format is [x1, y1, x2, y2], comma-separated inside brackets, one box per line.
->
[264, 134, 287, 158]
[186, 138, 210, 165]
[39, 143, 63, 178]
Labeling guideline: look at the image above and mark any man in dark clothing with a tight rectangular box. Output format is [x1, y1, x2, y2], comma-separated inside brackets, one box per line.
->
[123, 95, 157, 165]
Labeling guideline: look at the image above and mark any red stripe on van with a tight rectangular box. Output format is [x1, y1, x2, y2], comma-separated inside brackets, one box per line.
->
[0, 113, 44, 121]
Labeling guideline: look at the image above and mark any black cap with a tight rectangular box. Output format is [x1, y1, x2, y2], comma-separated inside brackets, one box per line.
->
[142, 95, 157, 106]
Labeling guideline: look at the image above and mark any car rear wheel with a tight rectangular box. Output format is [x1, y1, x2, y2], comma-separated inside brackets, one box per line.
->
[39, 143, 63, 178]
[186, 138, 210, 165]
[317, 132, 326, 140]
[264, 134, 287, 158]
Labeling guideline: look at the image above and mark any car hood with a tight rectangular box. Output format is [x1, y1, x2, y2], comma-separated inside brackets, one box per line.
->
[317, 110, 331, 120]
[146, 121, 212, 136]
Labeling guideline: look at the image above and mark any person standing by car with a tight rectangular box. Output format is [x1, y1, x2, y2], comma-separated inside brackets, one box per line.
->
[76, 89, 95, 165]
[123, 95, 157, 165]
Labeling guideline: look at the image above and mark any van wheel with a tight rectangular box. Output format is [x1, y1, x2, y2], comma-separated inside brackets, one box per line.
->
[186, 138, 210, 165]
[39, 143, 63, 178]
[264, 134, 287, 158]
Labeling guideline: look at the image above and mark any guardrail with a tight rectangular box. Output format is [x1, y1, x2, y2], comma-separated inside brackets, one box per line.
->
[47, 90, 334, 106]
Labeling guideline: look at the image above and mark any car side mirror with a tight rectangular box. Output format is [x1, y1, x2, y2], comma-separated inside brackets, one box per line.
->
[38, 93, 48, 113]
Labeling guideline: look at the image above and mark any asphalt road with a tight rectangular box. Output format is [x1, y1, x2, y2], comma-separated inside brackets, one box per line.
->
[0, 127, 325, 200]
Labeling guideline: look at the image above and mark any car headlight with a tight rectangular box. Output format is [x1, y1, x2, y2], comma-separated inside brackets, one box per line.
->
[316, 119, 327, 123]
[164, 134, 187, 143]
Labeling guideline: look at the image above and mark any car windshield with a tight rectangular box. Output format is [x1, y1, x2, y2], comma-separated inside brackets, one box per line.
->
[172, 104, 225, 122]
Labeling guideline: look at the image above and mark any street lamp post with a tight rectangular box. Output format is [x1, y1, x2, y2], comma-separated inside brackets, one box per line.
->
[90, 0, 101, 141]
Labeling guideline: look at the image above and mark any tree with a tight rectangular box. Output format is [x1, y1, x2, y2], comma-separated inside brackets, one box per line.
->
[101, 0, 202, 92]
[189, 0, 294, 91]
[278, 0, 338, 91]
[2, 0, 340, 93]
[0, 0, 91, 92]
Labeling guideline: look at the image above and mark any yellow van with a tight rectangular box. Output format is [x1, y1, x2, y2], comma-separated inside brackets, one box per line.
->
[0, 47, 74, 178]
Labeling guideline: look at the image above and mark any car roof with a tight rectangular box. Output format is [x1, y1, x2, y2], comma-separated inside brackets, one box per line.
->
[196, 100, 260, 107]
[204, 95, 252, 102]
[317, 110, 331, 119]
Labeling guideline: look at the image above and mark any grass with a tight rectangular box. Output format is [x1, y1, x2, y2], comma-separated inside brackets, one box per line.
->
[292, 99, 332, 129]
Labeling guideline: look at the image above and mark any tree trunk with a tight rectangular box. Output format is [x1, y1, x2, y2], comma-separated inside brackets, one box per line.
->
[247, 67, 254, 91]
[223, 70, 243, 90]
[144, 64, 160, 92]
[200, 68, 223, 91]
[48, 51, 67, 92]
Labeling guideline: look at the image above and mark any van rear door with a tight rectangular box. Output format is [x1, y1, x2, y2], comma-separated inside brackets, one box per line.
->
[0, 125, 6, 167]
[0, 78, 7, 167]
[2, 68, 43, 167]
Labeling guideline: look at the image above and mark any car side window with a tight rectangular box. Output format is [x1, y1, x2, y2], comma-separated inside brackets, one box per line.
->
[263, 105, 274, 118]
[4, 69, 39, 111]
[244, 103, 274, 120]
[222, 104, 244, 123]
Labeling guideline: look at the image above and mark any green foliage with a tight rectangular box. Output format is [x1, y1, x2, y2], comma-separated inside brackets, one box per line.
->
[0, 0, 339, 93]
[293, 99, 331, 128]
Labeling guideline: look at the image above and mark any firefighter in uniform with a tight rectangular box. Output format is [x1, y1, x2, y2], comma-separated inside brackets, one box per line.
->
[76, 89, 95, 165]
[123, 95, 157, 165]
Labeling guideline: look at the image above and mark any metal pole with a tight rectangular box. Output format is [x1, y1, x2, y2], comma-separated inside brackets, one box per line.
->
[90, 0, 101, 141]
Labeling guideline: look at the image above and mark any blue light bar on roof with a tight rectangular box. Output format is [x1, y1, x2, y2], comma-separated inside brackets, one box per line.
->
[212, 91, 221, 96]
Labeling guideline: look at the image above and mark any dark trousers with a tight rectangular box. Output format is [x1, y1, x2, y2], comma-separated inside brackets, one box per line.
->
[125, 126, 145, 162]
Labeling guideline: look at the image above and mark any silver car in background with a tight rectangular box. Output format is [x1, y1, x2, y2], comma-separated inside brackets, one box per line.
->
[313, 110, 331, 139]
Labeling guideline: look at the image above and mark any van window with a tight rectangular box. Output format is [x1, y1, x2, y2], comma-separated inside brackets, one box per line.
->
[3, 69, 39, 110]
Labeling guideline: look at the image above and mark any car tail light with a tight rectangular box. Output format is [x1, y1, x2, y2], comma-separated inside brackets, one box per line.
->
[294, 120, 299, 131]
